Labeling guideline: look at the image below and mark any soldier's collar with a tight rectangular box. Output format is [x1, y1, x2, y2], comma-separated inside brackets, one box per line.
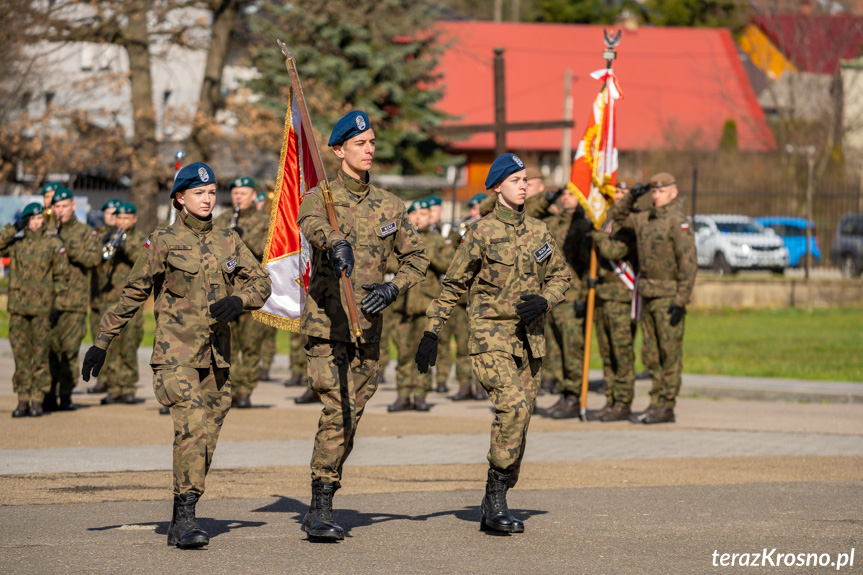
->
[493, 201, 525, 226]
[649, 196, 680, 217]
[180, 210, 213, 234]
[24, 227, 45, 238]
[337, 170, 370, 197]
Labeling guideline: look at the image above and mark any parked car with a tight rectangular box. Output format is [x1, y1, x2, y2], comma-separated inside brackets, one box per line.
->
[754, 217, 821, 267]
[830, 213, 863, 277]
[694, 214, 789, 275]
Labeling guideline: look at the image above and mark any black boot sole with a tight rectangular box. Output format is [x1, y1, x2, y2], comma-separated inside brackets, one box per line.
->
[301, 523, 344, 541]
[480, 515, 524, 533]
[177, 536, 209, 549]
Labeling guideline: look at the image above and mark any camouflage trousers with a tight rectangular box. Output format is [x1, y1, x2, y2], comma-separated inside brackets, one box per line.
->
[153, 364, 231, 496]
[290, 331, 308, 377]
[394, 313, 430, 399]
[436, 303, 471, 387]
[594, 298, 636, 406]
[260, 324, 278, 372]
[378, 307, 397, 376]
[471, 350, 541, 488]
[101, 306, 144, 395]
[229, 311, 267, 396]
[548, 301, 585, 395]
[543, 315, 561, 383]
[306, 337, 380, 486]
[641, 297, 686, 409]
[10, 313, 51, 403]
[49, 311, 87, 397]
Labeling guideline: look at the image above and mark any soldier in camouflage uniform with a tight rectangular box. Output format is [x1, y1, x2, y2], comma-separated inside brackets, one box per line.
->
[86, 199, 121, 395]
[46, 187, 102, 412]
[589, 182, 639, 421]
[608, 172, 696, 424]
[214, 176, 271, 408]
[256, 191, 279, 383]
[94, 202, 147, 405]
[2, 203, 68, 418]
[388, 200, 453, 412]
[82, 162, 271, 549]
[439, 193, 486, 400]
[297, 111, 428, 541]
[417, 154, 570, 534]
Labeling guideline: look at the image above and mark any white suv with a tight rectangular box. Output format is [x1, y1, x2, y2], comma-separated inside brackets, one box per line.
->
[694, 215, 789, 275]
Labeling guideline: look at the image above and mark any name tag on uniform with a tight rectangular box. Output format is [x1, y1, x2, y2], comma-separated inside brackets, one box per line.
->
[226, 256, 237, 272]
[533, 242, 553, 263]
[379, 221, 397, 236]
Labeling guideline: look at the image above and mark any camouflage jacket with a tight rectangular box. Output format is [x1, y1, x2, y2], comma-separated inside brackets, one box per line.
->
[547, 209, 592, 303]
[214, 206, 269, 261]
[426, 202, 571, 358]
[90, 225, 147, 310]
[94, 211, 272, 368]
[609, 195, 696, 307]
[394, 226, 454, 317]
[52, 216, 101, 311]
[0, 225, 68, 314]
[592, 220, 637, 303]
[298, 170, 429, 343]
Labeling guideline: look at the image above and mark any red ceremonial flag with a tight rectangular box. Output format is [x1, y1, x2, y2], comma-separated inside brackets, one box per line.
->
[567, 67, 624, 229]
[252, 84, 321, 332]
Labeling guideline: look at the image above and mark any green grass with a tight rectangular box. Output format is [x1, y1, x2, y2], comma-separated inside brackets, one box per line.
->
[1, 306, 860, 382]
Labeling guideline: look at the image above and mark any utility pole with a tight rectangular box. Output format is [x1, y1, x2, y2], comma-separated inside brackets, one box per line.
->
[786, 144, 817, 313]
[560, 69, 572, 187]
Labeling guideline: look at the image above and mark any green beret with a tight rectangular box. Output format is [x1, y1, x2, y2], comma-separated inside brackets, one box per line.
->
[230, 176, 255, 190]
[41, 182, 61, 196]
[115, 202, 137, 215]
[102, 199, 122, 211]
[467, 193, 488, 207]
[256, 192, 266, 202]
[51, 187, 74, 204]
[21, 203, 43, 218]
[407, 199, 429, 213]
[426, 195, 442, 207]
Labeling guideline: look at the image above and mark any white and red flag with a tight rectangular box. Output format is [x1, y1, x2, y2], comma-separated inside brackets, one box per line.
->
[252, 85, 321, 332]
[567, 67, 624, 229]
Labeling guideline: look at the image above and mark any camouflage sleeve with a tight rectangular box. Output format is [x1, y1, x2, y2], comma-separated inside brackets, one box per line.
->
[124, 231, 144, 264]
[592, 230, 630, 261]
[427, 232, 454, 275]
[0, 224, 17, 255]
[525, 193, 551, 219]
[425, 227, 482, 334]
[67, 226, 102, 268]
[230, 236, 272, 310]
[249, 216, 269, 261]
[52, 240, 70, 305]
[607, 192, 636, 229]
[672, 217, 697, 308]
[297, 188, 343, 250]
[390, 208, 429, 293]
[94, 235, 164, 350]
[479, 195, 496, 217]
[540, 233, 571, 310]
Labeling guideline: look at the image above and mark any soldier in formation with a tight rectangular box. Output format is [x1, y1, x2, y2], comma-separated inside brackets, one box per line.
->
[2, 203, 68, 418]
[87, 199, 121, 395]
[417, 153, 570, 533]
[82, 161, 271, 549]
[296, 111, 428, 541]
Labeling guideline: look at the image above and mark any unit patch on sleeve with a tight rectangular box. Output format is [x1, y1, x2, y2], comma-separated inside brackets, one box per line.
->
[533, 242, 553, 263]
[379, 221, 397, 236]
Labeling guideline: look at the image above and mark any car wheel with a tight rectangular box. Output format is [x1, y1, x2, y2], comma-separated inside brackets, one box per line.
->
[713, 253, 733, 276]
[841, 255, 859, 278]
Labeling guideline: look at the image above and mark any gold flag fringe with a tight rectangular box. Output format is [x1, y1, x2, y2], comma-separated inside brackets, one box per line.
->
[252, 309, 301, 333]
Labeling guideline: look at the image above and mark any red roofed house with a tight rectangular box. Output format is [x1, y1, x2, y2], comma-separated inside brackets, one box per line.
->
[433, 21, 776, 199]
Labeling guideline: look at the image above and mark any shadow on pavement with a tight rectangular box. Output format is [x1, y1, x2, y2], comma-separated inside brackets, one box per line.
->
[88, 518, 266, 539]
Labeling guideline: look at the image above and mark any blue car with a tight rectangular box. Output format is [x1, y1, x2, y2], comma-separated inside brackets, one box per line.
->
[755, 217, 821, 267]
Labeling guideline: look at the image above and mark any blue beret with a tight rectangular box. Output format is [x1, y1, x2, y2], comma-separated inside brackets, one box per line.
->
[41, 182, 61, 196]
[407, 199, 429, 213]
[115, 202, 137, 215]
[21, 202, 43, 218]
[485, 153, 526, 190]
[172, 162, 215, 198]
[256, 192, 266, 202]
[467, 193, 488, 207]
[102, 199, 122, 211]
[426, 195, 442, 207]
[51, 187, 74, 204]
[328, 110, 371, 147]
[230, 176, 255, 190]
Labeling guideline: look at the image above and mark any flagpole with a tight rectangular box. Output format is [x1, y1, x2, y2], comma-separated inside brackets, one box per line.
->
[277, 40, 364, 341]
[578, 29, 621, 421]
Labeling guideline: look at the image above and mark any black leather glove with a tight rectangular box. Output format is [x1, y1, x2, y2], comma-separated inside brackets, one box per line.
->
[574, 301, 587, 319]
[210, 295, 244, 323]
[545, 187, 565, 204]
[415, 331, 439, 374]
[360, 282, 399, 315]
[232, 226, 244, 238]
[668, 304, 686, 327]
[515, 294, 548, 324]
[330, 240, 354, 278]
[81, 346, 107, 382]
[15, 216, 30, 232]
[49, 309, 61, 328]
[630, 183, 650, 199]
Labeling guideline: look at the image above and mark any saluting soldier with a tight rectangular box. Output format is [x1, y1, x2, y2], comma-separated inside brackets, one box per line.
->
[82, 162, 271, 549]
[214, 176, 271, 408]
[94, 202, 147, 405]
[46, 187, 102, 412]
[608, 172, 696, 424]
[1, 203, 68, 418]
[297, 110, 428, 541]
[417, 154, 570, 534]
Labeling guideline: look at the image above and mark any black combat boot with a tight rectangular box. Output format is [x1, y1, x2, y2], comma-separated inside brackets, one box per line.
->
[159, 406, 170, 415]
[87, 380, 107, 394]
[29, 401, 43, 417]
[387, 396, 412, 412]
[57, 395, 76, 411]
[302, 480, 344, 541]
[449, 383, 473, 401]
[283, 373, 303, 387]
[294, 388, 321, 405]
[42, 392, 58, 413]
[480, 467, 524, 533]
[258, 369, 272, 382]
[12, 400, 30, 418]
[167, 493, 210, 549]
[473, 385, 489, 401]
